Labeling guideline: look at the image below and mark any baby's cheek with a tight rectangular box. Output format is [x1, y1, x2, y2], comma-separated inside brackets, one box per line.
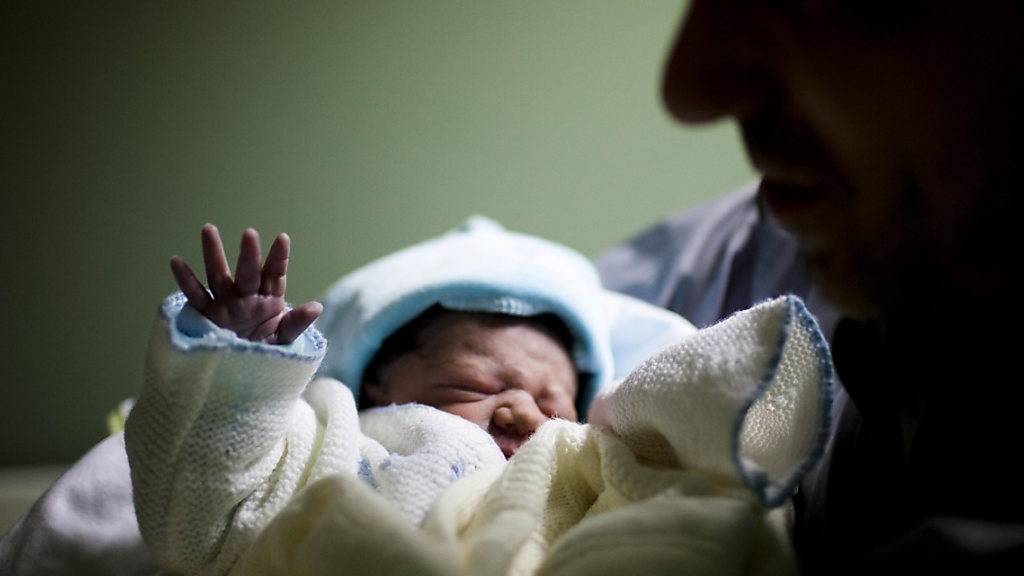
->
[586, 393, 609, 426]
[435, 398, 494, 431]
[545, 396, 578, 422]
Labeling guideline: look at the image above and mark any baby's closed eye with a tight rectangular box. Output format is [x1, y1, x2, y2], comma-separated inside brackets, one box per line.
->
[431, 382, 495, 403]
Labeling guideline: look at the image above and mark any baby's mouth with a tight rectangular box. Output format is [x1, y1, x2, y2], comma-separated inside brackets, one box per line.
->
[492, 432, 530, 459]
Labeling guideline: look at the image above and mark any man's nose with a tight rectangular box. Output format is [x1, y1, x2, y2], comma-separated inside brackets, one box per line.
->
[492, 391, 547, 437]
[661, 0, 780, 124]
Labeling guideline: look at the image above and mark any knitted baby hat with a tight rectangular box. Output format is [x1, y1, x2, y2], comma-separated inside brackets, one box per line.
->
[315, 216, 614, 413]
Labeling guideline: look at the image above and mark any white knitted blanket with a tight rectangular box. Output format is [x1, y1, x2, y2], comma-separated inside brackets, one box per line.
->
[125, 294, 507, 576]
[231, 295, 833, 576]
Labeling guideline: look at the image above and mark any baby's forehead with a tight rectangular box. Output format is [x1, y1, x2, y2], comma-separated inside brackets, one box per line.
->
[408, 310, 578, 387]
[413, 310, 572, 355]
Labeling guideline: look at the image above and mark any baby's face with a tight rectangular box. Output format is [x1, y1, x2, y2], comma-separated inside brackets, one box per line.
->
[363, 311, 578, 458]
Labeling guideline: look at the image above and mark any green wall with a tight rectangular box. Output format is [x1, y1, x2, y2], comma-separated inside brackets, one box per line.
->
[3, 1, 754, 465]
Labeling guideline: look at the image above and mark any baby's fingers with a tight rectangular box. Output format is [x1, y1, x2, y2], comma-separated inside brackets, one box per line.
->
[170, 256, 212, 311]
[274, 301, 323, 345]
[201, 224, 234, 298]
[259, 233, 290, 297]
[235, 228, 262, 296]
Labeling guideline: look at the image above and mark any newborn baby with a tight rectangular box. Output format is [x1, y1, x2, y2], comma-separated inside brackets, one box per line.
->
[126, 217, 691, 575]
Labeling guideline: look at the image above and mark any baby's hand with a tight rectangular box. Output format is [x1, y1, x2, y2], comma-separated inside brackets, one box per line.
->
[170, 224, 322, 345]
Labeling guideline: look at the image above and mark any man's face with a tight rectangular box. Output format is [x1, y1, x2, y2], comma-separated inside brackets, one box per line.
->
[364, 311, 578, 458]
[662, 2, 1020, 319]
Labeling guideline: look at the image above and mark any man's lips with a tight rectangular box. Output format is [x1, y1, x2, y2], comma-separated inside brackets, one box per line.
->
[740, 107, 852, 258]
[757, 177, 832, 243]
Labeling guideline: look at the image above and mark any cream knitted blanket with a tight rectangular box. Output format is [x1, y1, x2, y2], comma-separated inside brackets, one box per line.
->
[126, 294, 507, 576]
[230, 295, 832, 576]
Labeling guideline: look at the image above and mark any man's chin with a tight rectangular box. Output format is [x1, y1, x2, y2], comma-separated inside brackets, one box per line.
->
[806, 252, 884, 321]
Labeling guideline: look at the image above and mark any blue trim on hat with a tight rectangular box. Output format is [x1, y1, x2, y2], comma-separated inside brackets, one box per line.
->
[337, 282, 609, 415]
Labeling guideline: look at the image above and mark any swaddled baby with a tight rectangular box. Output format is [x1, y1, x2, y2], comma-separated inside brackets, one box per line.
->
[127, 218, 833, 576]
[125, 217, 691, 575]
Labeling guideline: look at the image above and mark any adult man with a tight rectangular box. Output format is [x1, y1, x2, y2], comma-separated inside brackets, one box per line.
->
[601, 2, 1023, 572]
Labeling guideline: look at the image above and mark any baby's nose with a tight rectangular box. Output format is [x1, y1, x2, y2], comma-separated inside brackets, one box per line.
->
[492, 391, 547, 437]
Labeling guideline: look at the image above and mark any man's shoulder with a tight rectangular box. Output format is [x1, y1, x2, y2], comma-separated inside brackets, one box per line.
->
[595, 185, 759, 301]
